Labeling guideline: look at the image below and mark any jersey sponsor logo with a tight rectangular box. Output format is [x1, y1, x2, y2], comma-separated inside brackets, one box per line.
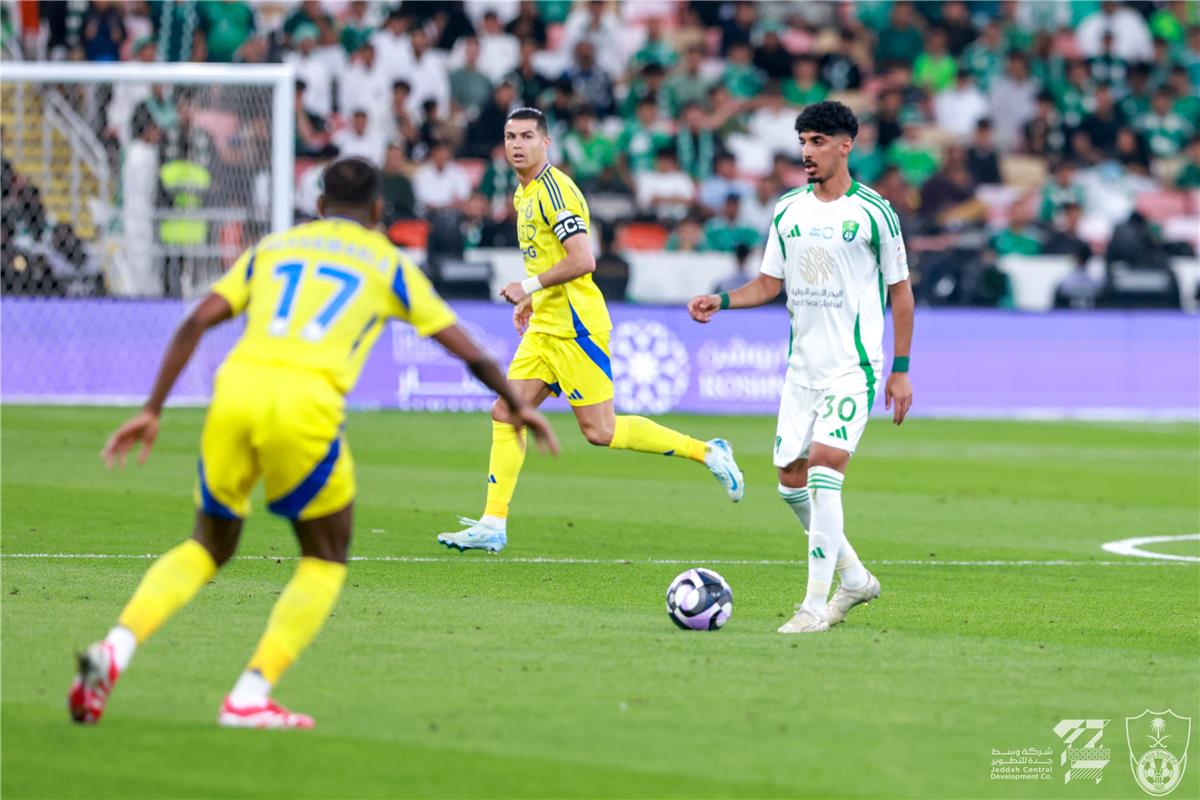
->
[797, 246, 835, 284]
[524, 202, 534, 220]
[896, 240, 909, 269]
[842, 220, 860, 242]
[822, 227, 835, 239]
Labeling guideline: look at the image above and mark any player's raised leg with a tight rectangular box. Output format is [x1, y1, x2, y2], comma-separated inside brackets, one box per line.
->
[439, 379, 552, 553]
[573, 400, 744, 501]
[68, 510, 238, 723]
[220, 505, 351, 730]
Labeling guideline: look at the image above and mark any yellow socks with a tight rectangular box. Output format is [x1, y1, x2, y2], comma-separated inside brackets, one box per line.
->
[610, 416, 707, 462]
[246, 557, 347, 685]
[117, 539, 217, 642]
[483, 420, 526, 520]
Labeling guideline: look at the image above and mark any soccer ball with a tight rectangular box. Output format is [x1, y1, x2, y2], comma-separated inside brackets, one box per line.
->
[665, 568, 733, 630]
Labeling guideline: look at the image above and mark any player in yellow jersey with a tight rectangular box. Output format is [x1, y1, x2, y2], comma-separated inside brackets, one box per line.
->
[67, 159, 558, 729]
[437, 108, 744, 553]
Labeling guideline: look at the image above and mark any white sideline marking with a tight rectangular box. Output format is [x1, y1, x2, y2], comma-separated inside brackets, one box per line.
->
[1100, 533, 1200, 563]
[0, 553, 1192, 567]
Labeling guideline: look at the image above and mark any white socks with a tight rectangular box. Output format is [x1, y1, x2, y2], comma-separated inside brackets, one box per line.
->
[836, 538, 870, 591]
[105, 626, 138, 672]
[799, 466, 869, 615]
[228, 669, 272, 708]
[479, 515, 506, 531]
[777, 484, 811, 530]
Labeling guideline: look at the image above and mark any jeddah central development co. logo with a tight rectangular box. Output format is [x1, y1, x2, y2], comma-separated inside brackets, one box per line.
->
[610, 320, 689, 414]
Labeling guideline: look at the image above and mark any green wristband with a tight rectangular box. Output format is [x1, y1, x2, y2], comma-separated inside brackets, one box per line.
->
[719, 292, 731, 310]
[892, 356, 910, 373]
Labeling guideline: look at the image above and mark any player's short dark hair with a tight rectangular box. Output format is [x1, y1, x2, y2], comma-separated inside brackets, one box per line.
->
[321, 157, 379, 208]
[793, 101, 859, 140]
[506, 107, 548, 135]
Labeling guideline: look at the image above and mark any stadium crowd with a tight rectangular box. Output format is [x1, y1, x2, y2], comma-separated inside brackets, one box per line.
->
[2, 0, 1198, 307]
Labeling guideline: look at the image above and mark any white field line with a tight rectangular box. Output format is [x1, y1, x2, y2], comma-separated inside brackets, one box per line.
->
[0, 553, 1193, 567]
[1100, 533, 1200, 563]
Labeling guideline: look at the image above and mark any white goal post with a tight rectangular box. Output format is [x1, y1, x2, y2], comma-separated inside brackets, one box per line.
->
[1, 61, 294, 297]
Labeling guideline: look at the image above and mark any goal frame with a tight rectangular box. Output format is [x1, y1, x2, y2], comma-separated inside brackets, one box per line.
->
[1, 61, 296, 234]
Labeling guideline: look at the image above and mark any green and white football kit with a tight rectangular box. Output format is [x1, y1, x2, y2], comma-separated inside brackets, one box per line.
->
[761, 180, 909, 467]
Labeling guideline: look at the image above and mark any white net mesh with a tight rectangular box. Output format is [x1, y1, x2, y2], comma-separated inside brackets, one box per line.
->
[2, 68, 287, 298]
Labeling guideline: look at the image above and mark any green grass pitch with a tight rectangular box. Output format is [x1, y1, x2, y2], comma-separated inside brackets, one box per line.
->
[2, 405, 1197, 799]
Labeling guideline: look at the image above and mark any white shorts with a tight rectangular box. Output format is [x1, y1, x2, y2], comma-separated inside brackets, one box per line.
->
[773, 374, 874, 468]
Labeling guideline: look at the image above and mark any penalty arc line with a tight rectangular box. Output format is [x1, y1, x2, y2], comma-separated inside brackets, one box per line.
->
[1100, 533, 1200, 563]
[0, 553, 1194, 567]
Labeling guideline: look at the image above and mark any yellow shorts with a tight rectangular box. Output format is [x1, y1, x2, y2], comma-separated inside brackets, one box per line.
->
[195, 360, 355, 521]
[508, 330, 614, 407]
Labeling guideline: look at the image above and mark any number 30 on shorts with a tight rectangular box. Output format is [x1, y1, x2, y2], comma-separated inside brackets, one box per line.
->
[822, 395, 857, 421]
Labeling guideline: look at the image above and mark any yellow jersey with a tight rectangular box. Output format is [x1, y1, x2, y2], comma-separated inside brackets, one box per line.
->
[211, 217, 456, 395]
[513, 164, 612, 339]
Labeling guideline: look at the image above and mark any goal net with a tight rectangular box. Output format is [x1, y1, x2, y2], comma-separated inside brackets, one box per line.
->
[2, 62, 293, 299]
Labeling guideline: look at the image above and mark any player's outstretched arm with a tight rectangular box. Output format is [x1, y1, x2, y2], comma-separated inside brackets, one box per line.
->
[688, 274, 784, 323]
[885, 278, 914, 426]
[432, 324, 560, 455]
[500, 232, 595, 305]
[102, 293, 233, 468]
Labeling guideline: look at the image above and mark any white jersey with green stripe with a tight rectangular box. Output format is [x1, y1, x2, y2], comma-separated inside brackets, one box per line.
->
[759, 179, 909, 390]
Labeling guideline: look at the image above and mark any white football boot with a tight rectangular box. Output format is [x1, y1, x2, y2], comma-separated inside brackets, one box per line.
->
[437, 517, 507, 553]
[824, 573, 881, 626]
[777, 606, 831, 634]
[704, 438, 744, 502]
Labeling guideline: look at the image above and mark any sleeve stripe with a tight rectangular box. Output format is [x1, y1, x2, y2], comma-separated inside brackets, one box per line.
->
[856, 187, 900, 235]
[540, 173, 565, 210]
[392, 258, 410, 310]
[857, 193, 898, 236]
[857, 189, 897, 233]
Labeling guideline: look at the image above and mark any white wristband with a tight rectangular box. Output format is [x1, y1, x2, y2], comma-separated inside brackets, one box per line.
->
[521, 275, 544, 295]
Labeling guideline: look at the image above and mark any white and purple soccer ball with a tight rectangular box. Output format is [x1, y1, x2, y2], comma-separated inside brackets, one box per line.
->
[666, 568, 733, 630]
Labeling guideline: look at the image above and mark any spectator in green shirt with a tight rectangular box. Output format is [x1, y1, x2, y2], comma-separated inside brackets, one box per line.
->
[632, 16, 677, 72]
[783, 56, 828, 107]
[197, 1, 254, 63]
[1118, 65, 1154, 123]
[561, 107, 616, 190]
[962, 20, 1006, 92]
[913, 28, 957, 94]
[722, 42, 766, 100]
[665, 45, 711, 115]
[665, 216, 708, 253]
[991, 202, 1046, 256]
[1175, 137, 1200, 188]
[617, 96, 674, 179]
[283, 0, 336, 47]
[1149, 1, 1190, 44]
[1138, 89, 1195, 159]
[450, 37, 495, 122]
[1039, 160, 1085, 224]
[339, 1, 373, 55]
[886, 113, 941, 188]
[1168, 66, 1200, 128]
[848, 122, 884, 185]
[704, 195, 761, 251]
[620, 63, 672, 119]
[1052, 59, 1097, 130]
[874, 1, 925, 67]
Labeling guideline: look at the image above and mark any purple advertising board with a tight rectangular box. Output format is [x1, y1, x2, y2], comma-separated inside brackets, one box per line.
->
[1, 299, 1197, 419]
